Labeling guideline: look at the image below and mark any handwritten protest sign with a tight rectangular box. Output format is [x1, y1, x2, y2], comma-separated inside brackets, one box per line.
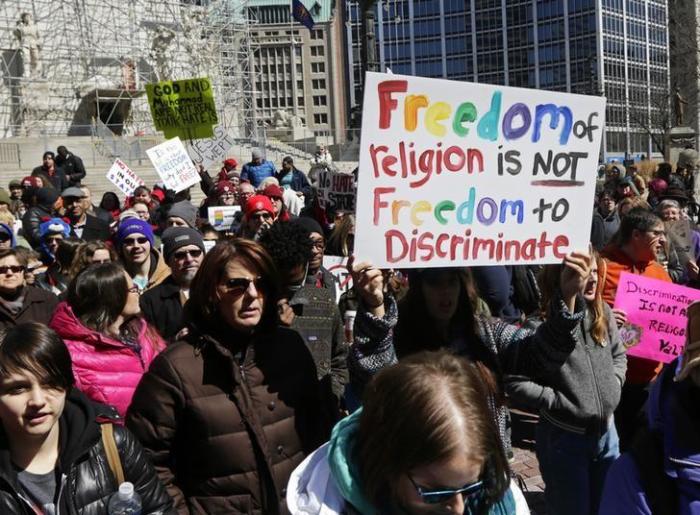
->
[323, 256, 353, 302]
[317, 170, 356, 212]
[146, 137, 200, 193]
[186, 125, 236, 170]
[354, 72, 606, 267]
[208, 205, 241, 231]
[105, 158, 145, 196]
[146, 77, 218, 140]
[613, 272, 700, 363]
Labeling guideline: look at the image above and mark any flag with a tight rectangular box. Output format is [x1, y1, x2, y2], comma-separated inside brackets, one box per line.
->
[292, 0, 315, 30]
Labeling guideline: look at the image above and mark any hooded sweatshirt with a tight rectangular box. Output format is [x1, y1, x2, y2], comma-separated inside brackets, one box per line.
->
[599, 359, 700, 515]
[49, 302, 165, 418]
[287, 410, 528, 515]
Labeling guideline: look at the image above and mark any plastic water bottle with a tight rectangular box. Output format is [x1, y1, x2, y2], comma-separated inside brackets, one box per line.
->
[108, 482, 142, 515]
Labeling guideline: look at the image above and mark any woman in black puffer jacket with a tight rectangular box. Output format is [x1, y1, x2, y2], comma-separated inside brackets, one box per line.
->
[0, 322, 174, 515]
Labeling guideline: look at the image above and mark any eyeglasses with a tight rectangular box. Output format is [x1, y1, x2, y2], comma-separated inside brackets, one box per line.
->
[123, 237, 149, 246]
[220, 276, 266, 296]
[127, 285, 140, 294]
[407, 474, 483, 505]
[173, 249, 203, 260]
[0, 234, 11, 242]
[251, 212, 272, 221]
[310, 239, 325, 251]
[0, 265, 25, 275]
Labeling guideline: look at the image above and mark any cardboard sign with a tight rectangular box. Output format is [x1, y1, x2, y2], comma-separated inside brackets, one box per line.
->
[146, 137, 200, 193]
[186, 125, 236, 170]
[323, 255, 353, 302]
[613, 272, 700, 363]
[146, 77, 218, 140]
[317, 170, 356, 212]
[208, 205, 241, 231]
[354, 72, 606, 267]
[105, 158, 145, 196]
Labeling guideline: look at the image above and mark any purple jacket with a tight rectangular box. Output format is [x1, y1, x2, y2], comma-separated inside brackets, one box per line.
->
[599, 360, 700, 514]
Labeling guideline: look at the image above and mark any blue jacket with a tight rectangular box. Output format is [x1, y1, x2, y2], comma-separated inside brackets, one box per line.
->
[276, 168, 312, 198]
[240, 160, 276, 188]
[599, 359, 700, 515]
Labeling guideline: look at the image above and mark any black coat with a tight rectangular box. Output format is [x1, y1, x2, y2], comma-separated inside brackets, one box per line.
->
[0, 286, 59, 330]
[70, 214, 111, 242]
[140, 275, 184, 341]
[0, 390, 175, 515]
[31, 166, 69, 191]
[57, 153, 87, 186]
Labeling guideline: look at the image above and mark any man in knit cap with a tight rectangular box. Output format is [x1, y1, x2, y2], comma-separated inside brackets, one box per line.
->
[116, 218, 170, 293]
[240, 195, 275, 240]
[165, 200, 198, 228]
[60, 187, 110, 242]
[21, 187, 60, 248]
[140, 226, 205, 340]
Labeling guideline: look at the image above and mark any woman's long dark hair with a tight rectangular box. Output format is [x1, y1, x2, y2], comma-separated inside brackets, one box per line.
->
[396, 268, 503, 402]
[68, 262, 127, 333]
[357, 350, 510, 515]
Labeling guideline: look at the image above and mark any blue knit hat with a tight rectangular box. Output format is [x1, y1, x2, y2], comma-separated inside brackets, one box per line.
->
[39, 218, 70, 240]
[116, 219, 155, 248]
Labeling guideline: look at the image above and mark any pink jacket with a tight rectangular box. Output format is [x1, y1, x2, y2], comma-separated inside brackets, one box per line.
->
[49, 301, 164, 419]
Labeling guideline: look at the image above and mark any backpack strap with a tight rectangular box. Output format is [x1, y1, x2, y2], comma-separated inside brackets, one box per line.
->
[100, 423, 125, 485]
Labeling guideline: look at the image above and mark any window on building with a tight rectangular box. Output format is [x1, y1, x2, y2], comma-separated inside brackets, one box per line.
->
[313, 95, 327, 106]
[312, 79, 326, 89]
[298, 96, 305, 106]
[311, 29, 323, 40]
[313, 113, 328, 124]
[311, 46, 325, 56]
[311, 62, 326, 73]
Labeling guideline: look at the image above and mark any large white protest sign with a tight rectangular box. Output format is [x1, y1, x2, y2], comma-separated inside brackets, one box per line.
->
[106, 159, 145, 196]
[186, 125, 236, 170]
[354, 72, 606, 268]
[146, 137, 200, 193]
[317, 170, 356, 212]
[208, 205, 241, 231]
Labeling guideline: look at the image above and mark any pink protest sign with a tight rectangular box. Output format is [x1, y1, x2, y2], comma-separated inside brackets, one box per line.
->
[613, 272, 700, 363]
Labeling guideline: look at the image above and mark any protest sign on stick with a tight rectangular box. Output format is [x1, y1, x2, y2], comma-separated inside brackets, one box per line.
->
[354, 72, 606, 267]
[322, 256, 354, 302]
[105, 158, 144, 196]
[208, 205, 241, 231]
[186, 125, 236, 170]
[317, 170, 356, 212]
[613, 272, 700, 363]
[146, 77, 218, 140]
[146, 137, 200, 193]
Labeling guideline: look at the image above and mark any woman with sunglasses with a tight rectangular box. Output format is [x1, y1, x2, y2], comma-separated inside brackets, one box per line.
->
[0, 248, 58, 331]
[127, 239, 336, 514]
[49, 262, 164, 419]
[288, 350, 528, 515]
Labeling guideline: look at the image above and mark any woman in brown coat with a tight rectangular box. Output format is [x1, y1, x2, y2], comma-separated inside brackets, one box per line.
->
[126, 239, 335, 514]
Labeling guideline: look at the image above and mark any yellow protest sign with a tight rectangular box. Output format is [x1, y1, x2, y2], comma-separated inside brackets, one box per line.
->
[146, 77, 218, 141]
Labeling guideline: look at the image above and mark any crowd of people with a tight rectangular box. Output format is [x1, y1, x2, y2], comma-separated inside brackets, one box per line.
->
[0, 143, 698, 515]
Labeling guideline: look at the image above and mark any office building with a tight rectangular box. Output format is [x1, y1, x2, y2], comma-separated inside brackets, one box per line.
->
[345, 0, 670, 159]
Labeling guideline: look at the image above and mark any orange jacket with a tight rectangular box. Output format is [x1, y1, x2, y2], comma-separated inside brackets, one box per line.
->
[601, 245, 672, 384]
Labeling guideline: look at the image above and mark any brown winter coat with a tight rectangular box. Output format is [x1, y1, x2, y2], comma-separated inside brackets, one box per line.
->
[125, 326, 336, 515]
[0, 286, 59, 330]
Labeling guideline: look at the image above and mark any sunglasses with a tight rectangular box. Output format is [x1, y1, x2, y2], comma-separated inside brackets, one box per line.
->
[220, 276, 266, 295]
[123, 237, 149, 246]
[173, 249, 203, 260]
[251, 212, 272, 221]
[0, 265, 25, 275]
[0, 234, 11, 242]
[407, 474, 483, 505]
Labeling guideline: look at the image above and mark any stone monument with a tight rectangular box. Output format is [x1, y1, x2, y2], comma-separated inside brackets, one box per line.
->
[665, 87, 697, 163]
[13, 13, 42, 79]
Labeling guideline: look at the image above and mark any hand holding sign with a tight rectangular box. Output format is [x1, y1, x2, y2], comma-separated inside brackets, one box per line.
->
[560, 250, 592, 312]
[348, 256, 385, 317]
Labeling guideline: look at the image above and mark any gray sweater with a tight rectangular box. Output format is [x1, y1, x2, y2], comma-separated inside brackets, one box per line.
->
[506, 303, 627, 435]
[349, 293, 585, 451]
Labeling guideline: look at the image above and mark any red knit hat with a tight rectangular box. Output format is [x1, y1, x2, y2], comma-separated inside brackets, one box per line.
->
[244, 195, 274, 216]
[215, 181, 235, 197]
[262, 184, 284, 200]
[223, 158, 238, 169]
[21, 176, 41, 188]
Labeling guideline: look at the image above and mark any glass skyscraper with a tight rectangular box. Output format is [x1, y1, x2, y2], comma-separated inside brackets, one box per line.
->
[345, 0, 669, 159]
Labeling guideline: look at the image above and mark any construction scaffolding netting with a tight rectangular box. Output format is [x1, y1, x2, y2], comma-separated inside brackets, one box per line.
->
[0, 0, 260, 140]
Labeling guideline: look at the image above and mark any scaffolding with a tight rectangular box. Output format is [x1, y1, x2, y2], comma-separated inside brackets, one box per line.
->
[0, 0, 260, 140]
